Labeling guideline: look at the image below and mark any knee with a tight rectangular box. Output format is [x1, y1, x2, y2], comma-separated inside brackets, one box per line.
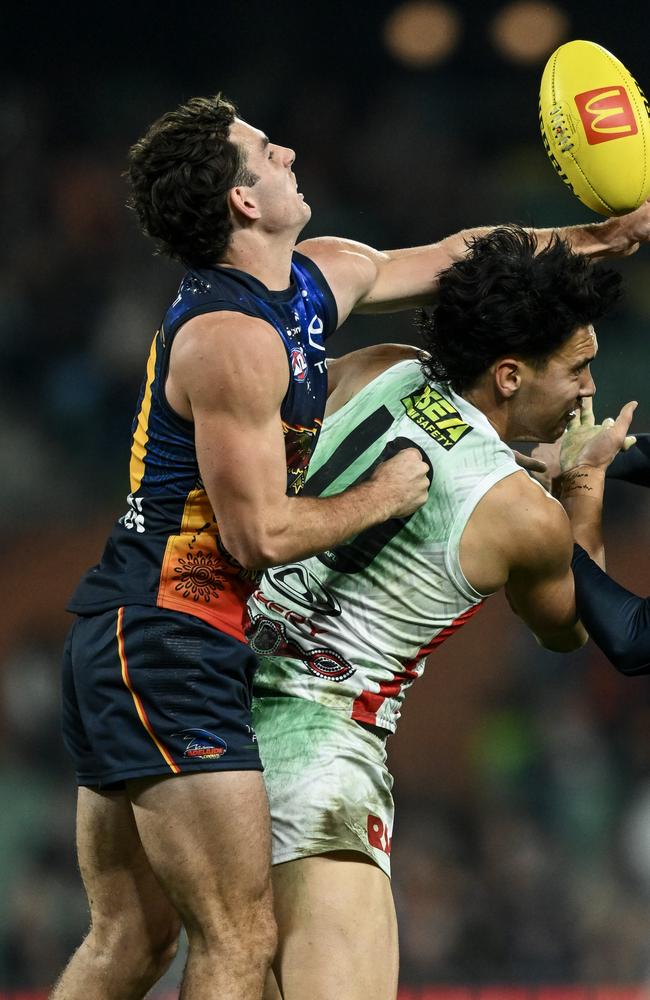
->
[90, 913, 181, 983]
[232, 888, 277, 962]
[186, 893, 277, 968]
[239, 893, 277, 972]
[254, 903, 278, 968]
[146, 919, 181, 979]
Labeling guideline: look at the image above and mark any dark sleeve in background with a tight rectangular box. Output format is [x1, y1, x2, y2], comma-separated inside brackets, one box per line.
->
[607, 434, 650, 486]
[572, 544, 650, 675]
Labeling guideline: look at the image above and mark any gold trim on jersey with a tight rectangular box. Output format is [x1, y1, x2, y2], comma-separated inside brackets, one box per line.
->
[129, 332, 159, 493]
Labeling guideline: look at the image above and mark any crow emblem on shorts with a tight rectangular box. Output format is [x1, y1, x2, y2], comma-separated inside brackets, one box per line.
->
[175, 728, 227, 759]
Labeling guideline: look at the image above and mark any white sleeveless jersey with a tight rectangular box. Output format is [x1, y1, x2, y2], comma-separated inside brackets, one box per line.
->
[246, 360, 521, 733]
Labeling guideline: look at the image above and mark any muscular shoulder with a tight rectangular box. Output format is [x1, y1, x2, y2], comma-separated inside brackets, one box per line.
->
[167, 311, 289, 420]
[297, 237, 385, 322]
[461, 470, 572, 594]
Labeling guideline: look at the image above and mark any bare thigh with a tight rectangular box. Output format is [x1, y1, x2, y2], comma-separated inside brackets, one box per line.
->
[129, 770, 274, 939]
[268, 851, 398, 1000]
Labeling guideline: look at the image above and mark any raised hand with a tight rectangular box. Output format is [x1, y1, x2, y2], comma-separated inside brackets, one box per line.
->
[615, 198, 650, 254]
[559, 397, 637, 473]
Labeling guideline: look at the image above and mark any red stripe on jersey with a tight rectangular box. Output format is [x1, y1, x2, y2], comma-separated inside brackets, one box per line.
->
[351, 663, 420, 726]
[351, 601, 484, 726]
[402, 601, 484, 671]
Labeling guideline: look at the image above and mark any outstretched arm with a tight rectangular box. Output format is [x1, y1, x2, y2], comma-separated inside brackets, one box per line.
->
[572, 545, 650, 675]
[298, 200, 650, 325]
[607, 434, 650, 486]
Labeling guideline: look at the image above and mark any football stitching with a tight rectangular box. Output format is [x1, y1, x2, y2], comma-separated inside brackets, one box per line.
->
[548, 47, 611, 213]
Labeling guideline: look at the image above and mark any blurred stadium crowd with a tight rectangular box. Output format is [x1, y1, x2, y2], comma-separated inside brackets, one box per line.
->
[4, 1, 650, 992]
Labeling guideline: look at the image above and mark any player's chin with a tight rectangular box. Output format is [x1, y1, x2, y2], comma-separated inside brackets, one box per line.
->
[556, 414, 577, 437]
[546, 420, 569, 442]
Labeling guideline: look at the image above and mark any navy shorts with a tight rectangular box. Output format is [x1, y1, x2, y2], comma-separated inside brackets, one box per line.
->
[62, 605, 262, 788]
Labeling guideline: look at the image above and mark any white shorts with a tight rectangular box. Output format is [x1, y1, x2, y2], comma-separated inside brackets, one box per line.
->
[253, 695, 395, 877]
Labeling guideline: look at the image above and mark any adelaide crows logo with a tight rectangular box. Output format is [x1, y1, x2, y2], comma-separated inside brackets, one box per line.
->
[174, 729, 227, 759]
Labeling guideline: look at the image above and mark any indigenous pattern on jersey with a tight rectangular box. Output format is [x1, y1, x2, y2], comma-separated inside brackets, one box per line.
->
[246, 360, 521, 731]
[68, 252, 337, 642]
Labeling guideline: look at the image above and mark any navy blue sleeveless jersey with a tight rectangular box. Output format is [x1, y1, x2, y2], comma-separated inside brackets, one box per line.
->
[68, 251, 338, 642]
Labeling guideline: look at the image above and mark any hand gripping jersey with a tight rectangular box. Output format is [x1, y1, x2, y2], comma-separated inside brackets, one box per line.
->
[68, 252, 337, 642]
[246, 360, 521, 731]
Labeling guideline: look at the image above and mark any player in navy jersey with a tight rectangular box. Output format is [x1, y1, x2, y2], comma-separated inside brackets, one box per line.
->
[53, 92, 650, 1000]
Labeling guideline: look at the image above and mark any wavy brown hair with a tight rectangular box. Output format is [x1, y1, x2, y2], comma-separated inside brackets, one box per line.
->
[126, 94, 258, 268]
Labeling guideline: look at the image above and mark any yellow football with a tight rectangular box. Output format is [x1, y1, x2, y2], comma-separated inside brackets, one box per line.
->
[539, 39, 650, 215]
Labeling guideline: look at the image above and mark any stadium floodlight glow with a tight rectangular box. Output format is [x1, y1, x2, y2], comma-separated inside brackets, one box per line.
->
[383, 1, 462, 68]
[491, 1, 569, 64]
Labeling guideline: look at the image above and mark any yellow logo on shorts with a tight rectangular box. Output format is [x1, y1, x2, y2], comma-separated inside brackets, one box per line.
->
[401, 385, 472, 449]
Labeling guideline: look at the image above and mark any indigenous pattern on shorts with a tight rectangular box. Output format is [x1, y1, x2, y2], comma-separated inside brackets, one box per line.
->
[68, 252, 337, 642]
[247, 360, 521, 731]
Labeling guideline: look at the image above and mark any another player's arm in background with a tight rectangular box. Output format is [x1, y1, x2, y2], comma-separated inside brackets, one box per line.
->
[460, 471, 587, 652]
[607, 434, 650, 485]
[556, 399, 650, 674]
[298, 203, 650, 322]
[166, 313, 429, 570]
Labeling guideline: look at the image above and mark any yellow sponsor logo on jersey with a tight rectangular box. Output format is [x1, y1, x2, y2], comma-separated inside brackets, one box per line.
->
[401, 385, 472, 449]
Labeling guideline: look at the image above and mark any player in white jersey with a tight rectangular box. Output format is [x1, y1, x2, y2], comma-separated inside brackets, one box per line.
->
[249, 357, 520, 732]
[248, 227, 637, 1000]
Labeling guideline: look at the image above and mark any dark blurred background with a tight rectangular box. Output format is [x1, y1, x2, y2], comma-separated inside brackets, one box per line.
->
[3, 1, 650, 994]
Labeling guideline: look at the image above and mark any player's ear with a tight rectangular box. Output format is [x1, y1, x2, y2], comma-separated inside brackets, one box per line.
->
[229, 185, 261, 221]
[493, 358, 522, 398]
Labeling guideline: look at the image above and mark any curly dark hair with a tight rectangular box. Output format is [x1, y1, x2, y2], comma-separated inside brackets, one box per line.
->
[418, 225, 622, 393]
[126, 94, 259, 268]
